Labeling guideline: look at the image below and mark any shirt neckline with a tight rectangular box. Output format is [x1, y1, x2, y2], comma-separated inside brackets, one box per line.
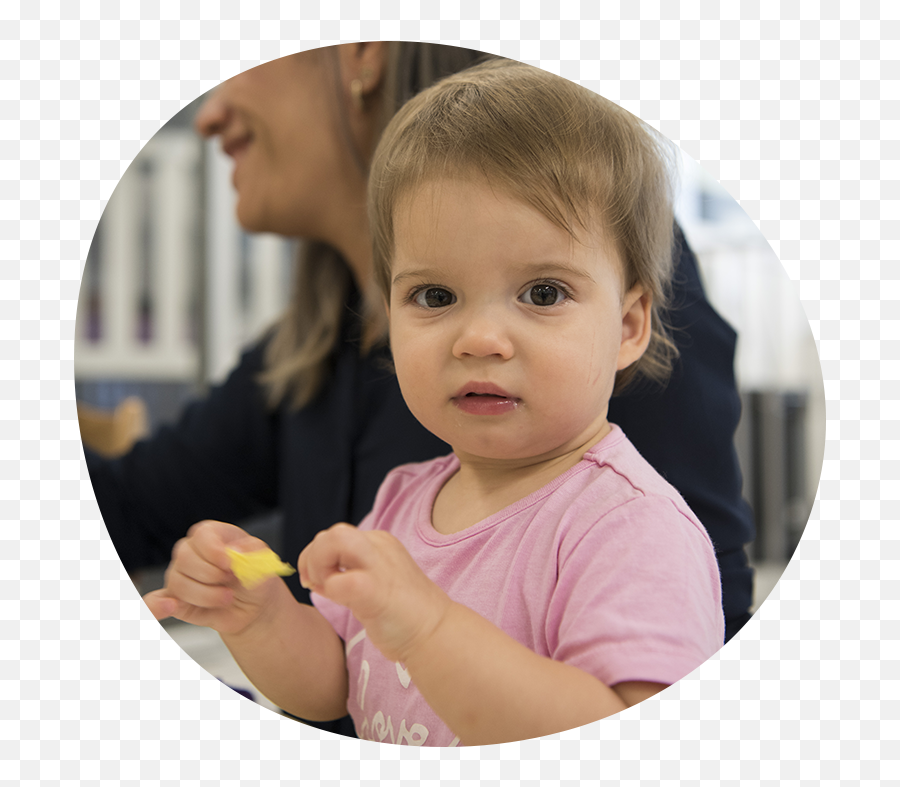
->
[414, 424, 627, 546]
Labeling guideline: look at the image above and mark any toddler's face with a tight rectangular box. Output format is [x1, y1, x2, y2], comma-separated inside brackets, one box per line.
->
[387, 177, 650, 464]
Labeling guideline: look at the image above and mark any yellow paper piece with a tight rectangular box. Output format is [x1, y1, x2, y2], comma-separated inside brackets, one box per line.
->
[227, 547, 295, 590]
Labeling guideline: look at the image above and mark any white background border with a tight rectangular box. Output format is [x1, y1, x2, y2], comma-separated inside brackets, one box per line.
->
[2, 2, 896, 784]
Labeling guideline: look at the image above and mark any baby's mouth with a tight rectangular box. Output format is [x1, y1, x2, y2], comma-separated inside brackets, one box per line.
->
[451, 384, 521, 415]
[454, 383, 515, 400]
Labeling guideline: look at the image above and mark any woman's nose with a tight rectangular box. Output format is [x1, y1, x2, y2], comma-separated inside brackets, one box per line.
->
[451, 311, 515, 360]
[194, 89, 230, 139]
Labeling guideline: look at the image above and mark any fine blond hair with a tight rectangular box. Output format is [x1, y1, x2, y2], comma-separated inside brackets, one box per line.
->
[369, 59, 680, 392]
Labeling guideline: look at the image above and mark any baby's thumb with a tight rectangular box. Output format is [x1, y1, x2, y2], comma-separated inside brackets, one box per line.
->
[143, 590, 181, 621]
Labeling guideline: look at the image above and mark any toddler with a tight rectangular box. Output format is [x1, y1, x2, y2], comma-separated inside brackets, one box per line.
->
[145, 59, 724, 746]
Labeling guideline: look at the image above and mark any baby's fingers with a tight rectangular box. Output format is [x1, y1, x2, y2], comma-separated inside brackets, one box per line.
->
[298, 524, 369, 591]
[171, 536, 235, 588]
[310, 564, 381, 613]
[142, 588, 233, 632]
[164, 563, 235, 611]
[143, 589, 187, 621]
[186, 520, 267, 573]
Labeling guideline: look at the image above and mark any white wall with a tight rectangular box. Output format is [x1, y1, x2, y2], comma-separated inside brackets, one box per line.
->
[74, 130, 295, 388]
[675, 151, 826, 513]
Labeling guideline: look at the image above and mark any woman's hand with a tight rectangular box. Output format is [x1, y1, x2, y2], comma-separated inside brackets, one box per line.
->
[297, 524, 452, 664]
[143, 520, 283, 636]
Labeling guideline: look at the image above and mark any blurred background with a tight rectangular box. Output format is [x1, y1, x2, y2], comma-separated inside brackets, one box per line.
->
[74, 95, 825, 706]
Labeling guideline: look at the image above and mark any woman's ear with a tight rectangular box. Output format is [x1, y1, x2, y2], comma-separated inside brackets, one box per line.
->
[336, 41, 388, 102]
[617, 285, 653, 371]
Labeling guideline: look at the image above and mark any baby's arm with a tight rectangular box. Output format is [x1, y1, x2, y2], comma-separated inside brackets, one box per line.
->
[219, 580, 348, 721]
[143, 520, 348, 721]
[405, 602, 665, 744]
[300, 524, 665, 744]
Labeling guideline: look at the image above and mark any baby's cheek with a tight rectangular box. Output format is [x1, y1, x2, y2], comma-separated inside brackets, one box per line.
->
[393, 360, 419, 405]
[394, 338, 436, 389]
[573, 329, 619, 390]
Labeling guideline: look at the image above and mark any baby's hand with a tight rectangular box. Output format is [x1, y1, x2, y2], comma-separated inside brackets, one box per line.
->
[143, 520, 286, 636]
[298, 524, 451, 664]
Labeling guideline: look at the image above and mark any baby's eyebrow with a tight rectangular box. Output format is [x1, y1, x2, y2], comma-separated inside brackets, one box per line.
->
[509, 261, 597, 283]
[391, 268, 452, 287]
[392, 262, 597, 287]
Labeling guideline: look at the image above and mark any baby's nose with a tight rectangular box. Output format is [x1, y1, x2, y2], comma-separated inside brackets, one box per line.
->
[452, 311, 515, 360]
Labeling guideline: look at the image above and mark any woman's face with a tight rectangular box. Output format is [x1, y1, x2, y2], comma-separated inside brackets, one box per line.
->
[195, 49, 359, 238]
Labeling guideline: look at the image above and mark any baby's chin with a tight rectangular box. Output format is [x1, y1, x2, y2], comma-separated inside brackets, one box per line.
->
[447, 423, 612, 467]
[450, 438, 586, 466]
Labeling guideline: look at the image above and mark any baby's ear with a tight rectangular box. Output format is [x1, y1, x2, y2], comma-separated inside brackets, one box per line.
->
[617, 286, 653, 371]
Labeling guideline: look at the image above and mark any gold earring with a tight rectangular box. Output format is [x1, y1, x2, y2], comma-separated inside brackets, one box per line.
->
[350, 78, 365, 110]
[350, 68, 374, 111]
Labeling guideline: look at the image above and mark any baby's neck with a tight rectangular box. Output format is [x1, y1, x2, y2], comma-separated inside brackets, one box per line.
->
[431, 424, 612, 536]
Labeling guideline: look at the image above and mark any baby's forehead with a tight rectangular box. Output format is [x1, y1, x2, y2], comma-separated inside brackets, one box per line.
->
[391, 180, 625, 284]
[398, 173, 601, 229]
[395, 175, 621, 258]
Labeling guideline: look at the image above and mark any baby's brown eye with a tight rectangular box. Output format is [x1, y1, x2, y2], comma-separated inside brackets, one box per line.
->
[415, 287, 455, 308]
[523, 284, 563, 306]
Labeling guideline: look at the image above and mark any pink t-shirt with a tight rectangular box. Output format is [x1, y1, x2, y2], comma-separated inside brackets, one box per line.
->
[312, 425, 724, 746]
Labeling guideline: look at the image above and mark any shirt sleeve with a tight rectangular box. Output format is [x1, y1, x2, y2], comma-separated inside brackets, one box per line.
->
[547, 494, 725, 688]
[607, 224, 755, 641]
